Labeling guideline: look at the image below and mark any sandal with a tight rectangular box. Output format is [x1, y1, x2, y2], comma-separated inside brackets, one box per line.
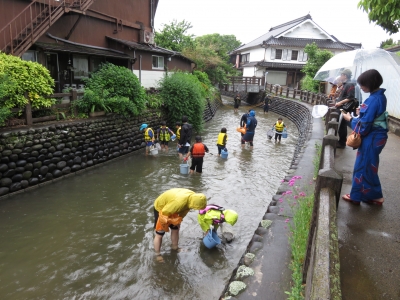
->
[342, 194, 360, 205]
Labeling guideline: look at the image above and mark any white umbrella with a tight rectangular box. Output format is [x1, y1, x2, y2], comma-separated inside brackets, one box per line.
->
[314, 48, 400, 119]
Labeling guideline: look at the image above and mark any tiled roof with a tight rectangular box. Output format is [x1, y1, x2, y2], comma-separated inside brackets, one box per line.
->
[232, 14, 358, 53]
[257, 62, 305, 69]
[263, 37, 355, 50]
[106, 37, 194, 63]
[35, 42, 130, 59]
[233, 14, 313, 52]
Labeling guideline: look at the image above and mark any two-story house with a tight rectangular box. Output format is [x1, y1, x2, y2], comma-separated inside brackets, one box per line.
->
[0, 0, 194, 92]
[231, 14, 361, 88]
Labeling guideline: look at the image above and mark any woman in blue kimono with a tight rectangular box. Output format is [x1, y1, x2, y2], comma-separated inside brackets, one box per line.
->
[341, 69, 388, 205]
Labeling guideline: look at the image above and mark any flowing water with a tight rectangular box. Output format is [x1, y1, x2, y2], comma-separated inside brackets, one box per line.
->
[0, 96, 298, 300]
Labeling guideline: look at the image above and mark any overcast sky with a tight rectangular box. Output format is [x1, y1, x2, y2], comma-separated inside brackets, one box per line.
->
[154, 0, 400, 49]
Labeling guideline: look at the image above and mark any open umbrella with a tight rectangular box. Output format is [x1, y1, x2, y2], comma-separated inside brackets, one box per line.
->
[314, 49, 400, 119]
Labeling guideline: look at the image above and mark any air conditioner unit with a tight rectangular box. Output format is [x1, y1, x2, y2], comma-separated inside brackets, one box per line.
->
[140, 30, 155, 44]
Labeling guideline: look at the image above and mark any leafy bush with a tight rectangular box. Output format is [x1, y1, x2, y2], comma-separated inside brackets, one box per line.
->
[75, 89, 111, 113]
[77, 63, 147, 116]
[146, 92, 163, 109]
[158, 71, 205, 132]
[107, 96, 138, 116]
[0, 52, 54, 109]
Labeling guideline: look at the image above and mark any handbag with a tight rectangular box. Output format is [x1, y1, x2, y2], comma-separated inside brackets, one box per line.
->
[342, 98, 359, 113]
[346, 121, 362, 149]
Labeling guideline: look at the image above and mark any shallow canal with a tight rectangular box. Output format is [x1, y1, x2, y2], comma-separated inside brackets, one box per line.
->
[0, 96, 298, 300]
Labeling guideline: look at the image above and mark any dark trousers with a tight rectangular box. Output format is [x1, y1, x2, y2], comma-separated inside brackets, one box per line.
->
[338, 116, 348, 145]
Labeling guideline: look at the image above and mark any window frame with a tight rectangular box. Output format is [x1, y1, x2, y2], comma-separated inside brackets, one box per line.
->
[275, 49, 283, 60]
[241, 53, 250, 63]
[152, 55, 165, 70]
[291, 50, 299, 61]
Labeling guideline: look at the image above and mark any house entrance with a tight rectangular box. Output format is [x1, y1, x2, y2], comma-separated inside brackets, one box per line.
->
[45, 53, 60, 92]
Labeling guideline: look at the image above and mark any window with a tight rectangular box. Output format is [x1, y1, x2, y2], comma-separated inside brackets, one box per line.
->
[241, 53, 250, 62]
[291, 50, 298, 61]
[73, 55, 89, 79]
[152, 56, 164, 69]
[275, 49, 282, 59]
[22, 50, 37, 62]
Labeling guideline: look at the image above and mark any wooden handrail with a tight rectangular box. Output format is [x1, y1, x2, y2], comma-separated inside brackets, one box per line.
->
[0, 0, 66, 54]
[0, 0, 93, 56]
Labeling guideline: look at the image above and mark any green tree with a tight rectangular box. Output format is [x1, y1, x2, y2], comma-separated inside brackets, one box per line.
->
[380, 38, 400, 49]
[301, 43, 334, 92]
[155, 19, 195, 52]
[358, 0, 400, 34]
[158, 71, 205, 133]
[183, 34, 241, 85]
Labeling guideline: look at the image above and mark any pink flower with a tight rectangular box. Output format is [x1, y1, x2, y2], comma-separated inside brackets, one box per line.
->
[280, 208, 284, 212]
[285, 218, 290, 223]
[279, 198, 283, 203]
[299, 192, 306, 197]
[280, 179, 285, 183]
[294, 195, 299, 199]
[285, 191, 292, 195]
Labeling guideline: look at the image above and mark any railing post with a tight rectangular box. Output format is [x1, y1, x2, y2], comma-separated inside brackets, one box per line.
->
[25, 94, 33, 126]
[293, 89, 296, 99]
[286, 87, 289, 98]
[9, 24, 13, 54]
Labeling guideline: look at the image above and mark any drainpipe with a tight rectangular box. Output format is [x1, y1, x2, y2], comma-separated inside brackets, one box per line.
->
[139, 55, 142, 84]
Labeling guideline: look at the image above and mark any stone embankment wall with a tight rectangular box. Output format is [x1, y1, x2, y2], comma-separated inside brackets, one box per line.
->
[220, 95, 314, 298]
[0, 112, 161, 198]
[0, 96, 222, 199]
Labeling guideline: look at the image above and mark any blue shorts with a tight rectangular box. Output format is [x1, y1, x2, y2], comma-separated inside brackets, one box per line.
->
[178, 146, 189, 154]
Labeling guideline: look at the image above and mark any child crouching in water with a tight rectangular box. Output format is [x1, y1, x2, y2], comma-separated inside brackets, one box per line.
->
[198, 204, 238, 240]
[216, 127, 228, 156]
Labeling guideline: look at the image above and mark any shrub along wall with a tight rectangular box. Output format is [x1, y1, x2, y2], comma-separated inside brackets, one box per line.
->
[0, 112, 162, 197]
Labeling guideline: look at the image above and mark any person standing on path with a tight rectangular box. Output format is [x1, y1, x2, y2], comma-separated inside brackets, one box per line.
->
[178, 116, 193, 160]
[153, 188, 207, 261]
[242, 110, 257, 149]
[334, 69, 355, 148]
[341, 69, 387, 205]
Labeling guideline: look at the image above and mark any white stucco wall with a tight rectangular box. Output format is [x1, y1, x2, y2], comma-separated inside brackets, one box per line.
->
[132, 70, 165, 89]
[282, 21, 331, 39]
[244, 47, 265, 62]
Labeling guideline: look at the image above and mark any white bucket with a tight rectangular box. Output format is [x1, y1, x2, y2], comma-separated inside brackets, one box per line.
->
[150, 147, 158, 155]
[180, 163, 189, 174]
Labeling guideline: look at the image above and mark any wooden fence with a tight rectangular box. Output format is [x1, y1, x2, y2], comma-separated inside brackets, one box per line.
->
[9, 90, 83, 126]
[265, 82, 328, 105]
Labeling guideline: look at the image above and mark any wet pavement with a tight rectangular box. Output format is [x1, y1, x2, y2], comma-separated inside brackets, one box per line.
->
[336, 131, 400, 300]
